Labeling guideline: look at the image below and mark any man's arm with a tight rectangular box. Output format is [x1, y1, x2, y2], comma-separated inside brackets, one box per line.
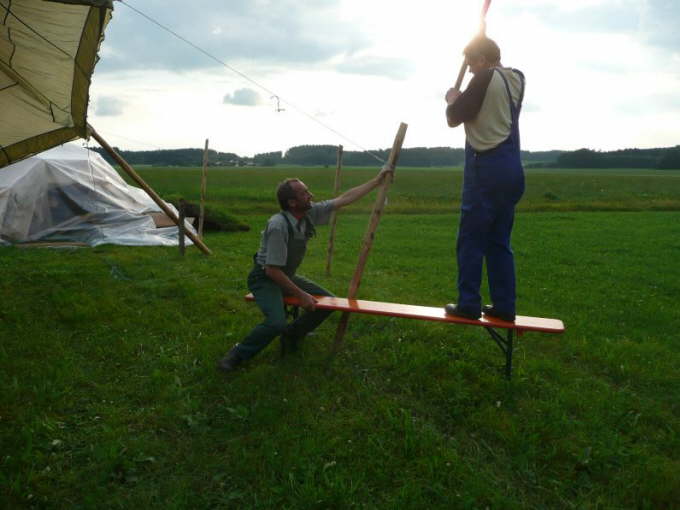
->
[445, 68, 494, 127]
[264, 265, 318, 311]
[332, 165, 394, 209]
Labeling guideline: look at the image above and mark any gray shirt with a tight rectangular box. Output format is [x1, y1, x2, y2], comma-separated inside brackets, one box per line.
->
[255, 199, 336, 267]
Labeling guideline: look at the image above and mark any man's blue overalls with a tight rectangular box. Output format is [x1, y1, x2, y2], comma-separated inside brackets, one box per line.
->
[457, 68, 525, 317]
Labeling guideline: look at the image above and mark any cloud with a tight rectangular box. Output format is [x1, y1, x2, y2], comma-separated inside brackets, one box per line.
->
[496, 1, 638, 35]
[638, 0, 680, 53]
[522, 102, 540, 113]
[94, 96, 125, 116]
[98, 0, 369, 73]
[223, 88, 261, 106]
[617, 92, 680, 115]
[497, 0, 680, 53]
[335, 55, 413, 79]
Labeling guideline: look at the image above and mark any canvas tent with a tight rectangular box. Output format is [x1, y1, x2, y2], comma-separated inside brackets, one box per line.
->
[0, 0, 112, 167]
[0, 143, 194, 246]
[1, 0, 211, 253]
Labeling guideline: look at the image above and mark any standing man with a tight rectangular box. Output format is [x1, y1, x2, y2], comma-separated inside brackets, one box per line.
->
[218, 165, 393, 372]
[444, 35, 526, 322]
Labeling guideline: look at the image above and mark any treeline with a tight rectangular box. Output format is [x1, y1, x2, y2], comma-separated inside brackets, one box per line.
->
[93, 145, 680, 169]
[551, 147, 680, 170]
[92, 147, 242, 167]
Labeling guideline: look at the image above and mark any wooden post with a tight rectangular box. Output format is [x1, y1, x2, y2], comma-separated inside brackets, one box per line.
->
[453, 0, 491, 91]
[453, 60, 468, 92]
[178, 199, 186, 256]
[199, 138, 209, 239]
[88, 124, 212, 255]
[325, 144, 343, 276]
[331, 123, 408, 352]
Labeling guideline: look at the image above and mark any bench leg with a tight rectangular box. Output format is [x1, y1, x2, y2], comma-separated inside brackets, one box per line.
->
[484, 327, 514, 380]
[280, 305, 301, 357]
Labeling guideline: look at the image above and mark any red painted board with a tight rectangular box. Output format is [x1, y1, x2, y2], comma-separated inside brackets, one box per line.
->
[244, 294, 564, 334]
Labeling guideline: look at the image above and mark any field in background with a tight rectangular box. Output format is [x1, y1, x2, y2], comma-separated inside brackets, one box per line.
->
[132, 165, 680, 216]
[1, 167, 679, 508]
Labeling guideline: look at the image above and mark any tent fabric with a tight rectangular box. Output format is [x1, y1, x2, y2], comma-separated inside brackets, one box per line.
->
[0, 0, 112, 169]
[0, 143, 194, 246]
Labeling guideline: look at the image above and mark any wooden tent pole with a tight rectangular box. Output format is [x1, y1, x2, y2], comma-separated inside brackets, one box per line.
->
[88, 124, 212, 255]
[199, 138, 209, 239]
[331, 123, 407, 352]
[325, 144, 343, 276]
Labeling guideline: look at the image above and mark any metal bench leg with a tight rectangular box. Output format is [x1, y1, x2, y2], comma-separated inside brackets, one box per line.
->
[484, 327, 514, 380]
[280, 305, 300, 357]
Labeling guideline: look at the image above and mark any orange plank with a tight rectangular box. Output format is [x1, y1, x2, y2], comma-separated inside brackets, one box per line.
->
[244, 294, 564, 334]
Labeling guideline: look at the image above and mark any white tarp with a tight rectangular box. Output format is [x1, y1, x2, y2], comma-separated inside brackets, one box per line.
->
[0, 143, 194, 246]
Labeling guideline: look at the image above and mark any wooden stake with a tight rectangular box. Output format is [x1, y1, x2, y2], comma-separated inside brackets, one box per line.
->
[88, 124, 212, 255]
[199, 138, 209, 239]
[325, 144, 343, 276]
[331, 123, 408, 352]
[178, 199, 186, 256]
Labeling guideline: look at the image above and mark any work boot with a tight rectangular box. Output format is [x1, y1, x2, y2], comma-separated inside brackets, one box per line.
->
[482, 305, 515, 322]
[217, 346, 243, 373]
[444, 303, 481, 320]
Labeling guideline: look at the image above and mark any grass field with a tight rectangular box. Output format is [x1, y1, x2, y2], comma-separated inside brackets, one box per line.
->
[1, 166, 679, 509]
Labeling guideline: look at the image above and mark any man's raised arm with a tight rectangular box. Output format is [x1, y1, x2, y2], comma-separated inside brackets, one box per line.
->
[333, 164, 394, 209]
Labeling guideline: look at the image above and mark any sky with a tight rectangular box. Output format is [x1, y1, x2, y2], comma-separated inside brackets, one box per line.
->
[88, 0, 680, 157]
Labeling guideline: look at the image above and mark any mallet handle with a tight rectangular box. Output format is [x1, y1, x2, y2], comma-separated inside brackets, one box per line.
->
[453, 0, 491, 91]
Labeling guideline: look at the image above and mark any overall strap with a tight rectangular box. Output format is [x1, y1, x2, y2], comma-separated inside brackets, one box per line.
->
[494, 67, 524, 118]
[279, 212, 315, 239]
[279, 211, 296, 237]
[513, 69, 526, 110]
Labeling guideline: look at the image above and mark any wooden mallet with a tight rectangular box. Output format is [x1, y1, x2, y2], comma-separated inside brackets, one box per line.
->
[453, 0, 492, 91]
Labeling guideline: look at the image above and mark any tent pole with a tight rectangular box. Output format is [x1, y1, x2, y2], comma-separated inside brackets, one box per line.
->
[325, 144, 343, 276]
[199, 138, 209, 239]
[331, 123, 407, 353]
[87, 124, 212, 255]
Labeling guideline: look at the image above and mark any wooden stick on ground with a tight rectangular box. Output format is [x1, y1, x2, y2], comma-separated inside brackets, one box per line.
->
[325, 144, 343, 276]
[199, 138, 209, 239]
[331, 123, 408, 353]
[88, 124, 212, 255]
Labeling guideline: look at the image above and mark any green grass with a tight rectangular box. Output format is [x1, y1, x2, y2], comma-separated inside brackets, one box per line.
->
[1, 167, 679, 508]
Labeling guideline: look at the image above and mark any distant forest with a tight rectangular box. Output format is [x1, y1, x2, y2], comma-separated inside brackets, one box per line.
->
[93, 144, 680, 169]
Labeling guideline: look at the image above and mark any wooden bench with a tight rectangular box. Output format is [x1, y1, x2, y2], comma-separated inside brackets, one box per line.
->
[245, 293, 564, 379]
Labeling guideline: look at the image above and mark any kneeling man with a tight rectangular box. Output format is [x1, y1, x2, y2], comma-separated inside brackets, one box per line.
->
[218, 165, 393, 372]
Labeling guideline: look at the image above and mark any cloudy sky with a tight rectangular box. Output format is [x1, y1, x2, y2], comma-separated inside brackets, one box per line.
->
[88, 0, 680, 157]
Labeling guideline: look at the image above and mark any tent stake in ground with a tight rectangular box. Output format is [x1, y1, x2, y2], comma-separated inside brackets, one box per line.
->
[332, 123, 408, 352]
[88, 125, 212, 256]
[326, 144, 344, 276]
